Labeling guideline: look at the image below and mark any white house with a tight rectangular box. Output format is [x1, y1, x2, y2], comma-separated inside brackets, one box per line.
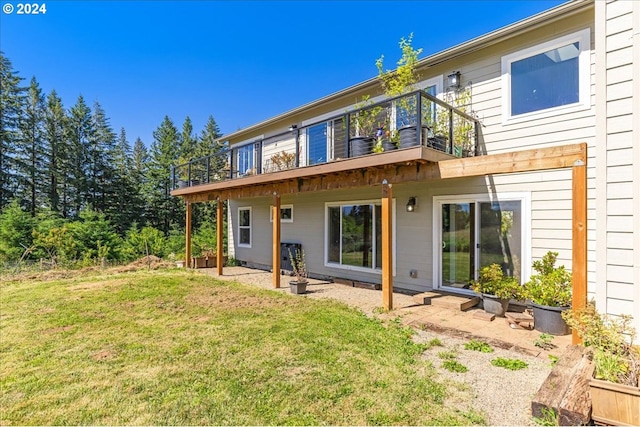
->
[172, 0, 640, 333]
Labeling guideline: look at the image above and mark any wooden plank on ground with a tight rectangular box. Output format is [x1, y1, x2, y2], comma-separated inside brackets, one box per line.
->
[531, 345, 585, 421]
[558, 354, 594, 426]
[430, 294, 480, 311]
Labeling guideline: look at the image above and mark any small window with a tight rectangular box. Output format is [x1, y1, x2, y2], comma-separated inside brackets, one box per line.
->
[238, 207, 251, 247]
[270, 204, 293, 223]
[502, 29, 590, 123]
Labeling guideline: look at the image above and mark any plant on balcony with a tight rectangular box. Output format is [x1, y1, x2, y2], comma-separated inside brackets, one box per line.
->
[350, 95, 384, 156]
[434, 87, 476, 156]
[562, 303, 639, 426]
[376, 33, 422, 148]
[269, 151, 296, 171]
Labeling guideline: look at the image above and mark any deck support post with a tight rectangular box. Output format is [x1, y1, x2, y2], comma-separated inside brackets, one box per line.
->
[185, 201, 192, 268]
[216, 198, 224, 275]
[272, 193, 281, 288]
[572, 158, 587, 345]
[382, 180, 393, 311]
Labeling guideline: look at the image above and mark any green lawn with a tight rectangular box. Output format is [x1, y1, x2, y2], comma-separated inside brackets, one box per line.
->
[0, 269, 483, 425]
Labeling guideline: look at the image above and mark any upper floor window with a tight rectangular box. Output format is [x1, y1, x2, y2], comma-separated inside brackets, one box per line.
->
[501, 29, 590, 124]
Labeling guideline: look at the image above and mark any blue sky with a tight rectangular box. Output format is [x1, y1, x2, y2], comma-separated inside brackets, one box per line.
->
[1, 1, 565, 146]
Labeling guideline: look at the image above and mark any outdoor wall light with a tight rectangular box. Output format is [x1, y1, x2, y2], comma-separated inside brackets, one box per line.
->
[406, 197, 417, 212]
[448, 71, 461, 89]
[288, 124, 298, 131]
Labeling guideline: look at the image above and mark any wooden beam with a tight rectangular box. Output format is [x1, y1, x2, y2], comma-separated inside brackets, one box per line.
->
[438, 143, 587, 179]
[272, 194, 281, 288]
[179, 144, 587, 203]
[185, 201, 192, 268]
[381, 180, 393, 311]
[572, 159, 588, 345]
[216, 198, 224, 275]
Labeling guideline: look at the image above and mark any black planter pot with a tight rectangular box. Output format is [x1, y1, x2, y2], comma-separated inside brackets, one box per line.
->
[482, 294, 510, 317]
[398, 125, 431, 148]
[382, 140, 398, 152]
[349, 137, 373, 157]
[531, 302, 571, 335]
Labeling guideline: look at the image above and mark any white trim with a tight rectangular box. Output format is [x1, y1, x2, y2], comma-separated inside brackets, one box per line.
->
[269, 204, 294, 223]
[323, 198, 397, 276]
[237, 206, 252, 248]
[432, 192, 531, 296]
[501, 28, 591, 125]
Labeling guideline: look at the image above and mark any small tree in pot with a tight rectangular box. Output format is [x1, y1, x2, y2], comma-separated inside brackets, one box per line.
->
[288, 247, 308, 294]
[471, 263, 521, 317]
[523, 251, 572, 335]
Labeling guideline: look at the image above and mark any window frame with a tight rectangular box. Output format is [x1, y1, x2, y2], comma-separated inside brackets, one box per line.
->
[269, 204, 294, 223]
[501, 28, 591, 125]
[324, 199, 396, 275]
[237, 206, 252, 248]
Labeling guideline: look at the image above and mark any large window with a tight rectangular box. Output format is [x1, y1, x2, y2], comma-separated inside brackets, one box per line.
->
[502, 29, 590, 123]
[326, 200, 395, 272]
[238, 207, 251, 247]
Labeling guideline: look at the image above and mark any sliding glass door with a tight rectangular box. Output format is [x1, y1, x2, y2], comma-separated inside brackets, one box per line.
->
[437, 195, 525, 292]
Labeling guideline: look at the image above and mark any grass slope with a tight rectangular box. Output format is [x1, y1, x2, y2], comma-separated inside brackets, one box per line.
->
[0, 269, 483, 425]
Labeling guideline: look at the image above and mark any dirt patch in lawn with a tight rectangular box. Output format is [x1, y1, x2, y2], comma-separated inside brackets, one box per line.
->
[186, 286, 298, 311]
[68, 278, 129, 292]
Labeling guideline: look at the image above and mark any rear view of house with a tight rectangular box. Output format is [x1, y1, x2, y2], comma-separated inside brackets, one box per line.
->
[172, 0, 640, 333]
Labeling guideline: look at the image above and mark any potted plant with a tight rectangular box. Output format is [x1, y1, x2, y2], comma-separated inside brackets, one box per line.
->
[288, 247, 308, 294]
[562, 303, 639, 425]
[350, 95, 383, 157]
[471, 263, 522, 317]
[523, 251, 572, 335]
[376, 33, 423, 148]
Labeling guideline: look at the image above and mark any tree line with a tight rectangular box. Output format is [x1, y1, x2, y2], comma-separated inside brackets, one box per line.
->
[0, 53, 226, 267]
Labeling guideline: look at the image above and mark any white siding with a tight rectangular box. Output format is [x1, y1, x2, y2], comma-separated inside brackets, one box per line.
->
[595, 0, 640, 332]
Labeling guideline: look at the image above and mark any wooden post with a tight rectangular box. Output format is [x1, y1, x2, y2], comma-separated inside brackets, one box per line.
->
[382, 180, 393, 310]
[273, 194, 281, 288]
[185, 201, 192, 268]
[572, 159, 587, 345]
[216, 198, 224, 275]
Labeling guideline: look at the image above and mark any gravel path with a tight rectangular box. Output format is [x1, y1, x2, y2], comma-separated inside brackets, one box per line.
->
[207, 268, 552, 426]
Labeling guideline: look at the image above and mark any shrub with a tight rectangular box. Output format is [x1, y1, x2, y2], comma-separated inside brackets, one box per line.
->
[471, 263, 522, 300]
[524, 251, 571, 307]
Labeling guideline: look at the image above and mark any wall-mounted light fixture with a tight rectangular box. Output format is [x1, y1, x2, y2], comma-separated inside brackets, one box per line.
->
[288, 124, 298, 131]
[406, 197, 417, 212]
[447, 71, 461, 89]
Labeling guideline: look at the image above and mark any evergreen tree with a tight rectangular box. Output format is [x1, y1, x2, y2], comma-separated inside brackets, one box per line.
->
[65, 95, 93, 217]
[43, 90, 67, 213]
[179, 116, 195, 158]
[15, 76, 46, 216]
[147, 116, 182, 234]
[88, 101, 116, 213]
[0, 53, 25, 210]
[109, 128, 144, 234]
